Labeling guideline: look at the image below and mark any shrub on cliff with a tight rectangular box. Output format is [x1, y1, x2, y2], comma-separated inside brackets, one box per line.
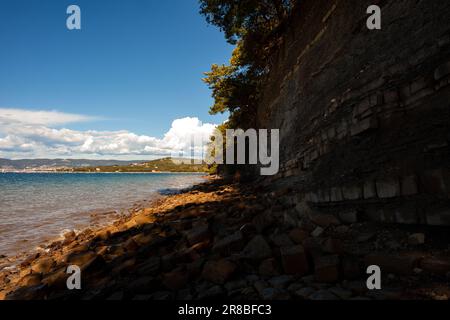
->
[200, 0, 297, 128]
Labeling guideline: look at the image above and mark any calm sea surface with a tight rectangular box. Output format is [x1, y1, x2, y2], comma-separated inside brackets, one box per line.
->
[0, 172, 205, 258]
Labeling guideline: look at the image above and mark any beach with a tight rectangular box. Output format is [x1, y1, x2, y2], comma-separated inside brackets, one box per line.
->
[1, 177, 449, 300]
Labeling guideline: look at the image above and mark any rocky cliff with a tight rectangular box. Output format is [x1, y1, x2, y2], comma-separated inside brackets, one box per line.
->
[257, 0, 450, 226]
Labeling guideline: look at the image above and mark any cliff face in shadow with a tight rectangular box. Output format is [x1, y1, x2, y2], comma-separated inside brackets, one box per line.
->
[256, 0, 450, 226]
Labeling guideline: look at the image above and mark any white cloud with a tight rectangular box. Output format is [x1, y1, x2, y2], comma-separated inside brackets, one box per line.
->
[163, 117, 216, 151]
[0, 109, 218, 160]
[0, 108, 97, 126]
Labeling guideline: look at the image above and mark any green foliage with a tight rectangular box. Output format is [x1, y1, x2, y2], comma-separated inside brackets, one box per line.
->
[207, 163, 219, 175]
[68, 158, 208, 173]
[199, 0, 296, 45]
[200, 0, 297, 128]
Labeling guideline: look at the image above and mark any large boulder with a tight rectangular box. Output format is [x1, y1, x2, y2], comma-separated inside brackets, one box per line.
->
[162, 270, 189, 291]
[309, 213, 341, 228]
[259, 258, 281, 277]
[212, 231, 245, 255]
[251, 212, 275, 233]
[314, 255, 340, 283]
[420, 257, 450, 276]
[288, 228, 309, 244]
[64, 251, 103, 272]
[241, 236, 272, 260]
[364, 253, 422, 275]
[31, 257, 55, 274]
[202, 259, 237, 284]
[280, 245, 309, 276]
[184, 224, 211, 246]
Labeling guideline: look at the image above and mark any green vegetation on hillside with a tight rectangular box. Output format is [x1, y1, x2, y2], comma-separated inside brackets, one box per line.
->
[67, 158, 208, 173]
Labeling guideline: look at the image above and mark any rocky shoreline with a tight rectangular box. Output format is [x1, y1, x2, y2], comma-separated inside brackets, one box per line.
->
[0, 178, 449, 300]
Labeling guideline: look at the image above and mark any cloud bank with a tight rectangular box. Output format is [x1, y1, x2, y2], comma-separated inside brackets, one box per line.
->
[0, 108, 217, 160]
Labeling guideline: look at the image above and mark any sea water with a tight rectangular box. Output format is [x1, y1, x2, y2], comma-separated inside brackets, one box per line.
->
[0, 172, 205, 258]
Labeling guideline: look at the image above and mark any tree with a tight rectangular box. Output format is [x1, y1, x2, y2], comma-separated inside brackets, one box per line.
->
[199, 0, 296, 45]
[202, 44, 259, 127]
[200, 0, 297, 128]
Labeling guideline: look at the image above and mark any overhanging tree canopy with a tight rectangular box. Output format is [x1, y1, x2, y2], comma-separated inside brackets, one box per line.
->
[200, 0, 297, 128]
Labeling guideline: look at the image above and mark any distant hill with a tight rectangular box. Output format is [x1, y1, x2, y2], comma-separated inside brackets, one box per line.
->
[71, 158, 208, 173]
[0, 158, 146, 170]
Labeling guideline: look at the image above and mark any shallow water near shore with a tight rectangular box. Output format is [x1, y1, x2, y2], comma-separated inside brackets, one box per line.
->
[0, 172, 205, 259]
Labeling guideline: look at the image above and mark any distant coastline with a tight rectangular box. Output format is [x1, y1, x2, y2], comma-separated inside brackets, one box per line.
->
[0, 171, 206, 174]
[0, 157, 209, 174]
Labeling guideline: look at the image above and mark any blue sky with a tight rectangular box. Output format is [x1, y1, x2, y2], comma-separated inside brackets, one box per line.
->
[0, 0, 233, 159]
